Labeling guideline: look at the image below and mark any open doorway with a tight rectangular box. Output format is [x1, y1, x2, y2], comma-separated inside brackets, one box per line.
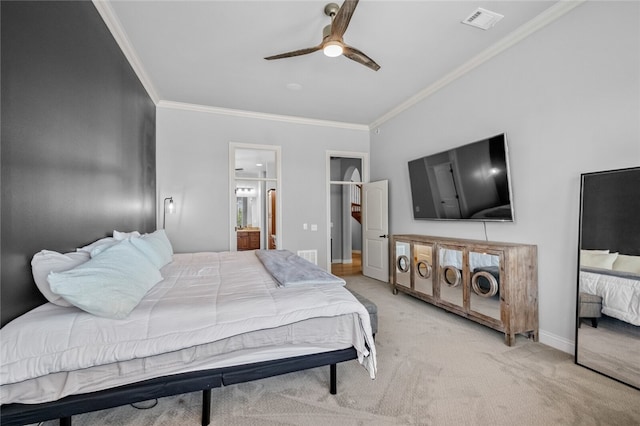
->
[329, 156, 364, 276]
[229, 143, 281, 251]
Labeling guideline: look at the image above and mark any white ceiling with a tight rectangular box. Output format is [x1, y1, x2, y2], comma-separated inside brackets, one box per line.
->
[102, 1, 571, 127]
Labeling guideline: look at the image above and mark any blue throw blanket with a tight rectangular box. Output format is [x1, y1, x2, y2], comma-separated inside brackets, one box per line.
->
[255, 249, 346, 287]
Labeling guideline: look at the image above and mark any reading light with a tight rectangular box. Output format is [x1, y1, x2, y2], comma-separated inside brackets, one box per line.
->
[163, 197, 174, 229]
[323, 41, 343, 57]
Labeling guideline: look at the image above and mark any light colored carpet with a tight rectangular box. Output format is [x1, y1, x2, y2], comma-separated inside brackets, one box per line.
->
[577, 314, 640, 389]
[37, 275, 640, 425]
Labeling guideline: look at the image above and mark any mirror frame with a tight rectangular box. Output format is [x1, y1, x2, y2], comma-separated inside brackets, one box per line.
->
[575, 166, 640, 390]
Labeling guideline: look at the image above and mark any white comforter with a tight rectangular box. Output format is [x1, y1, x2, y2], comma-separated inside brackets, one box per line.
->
[580, 268, 640, 326]
[1, 251, 376, 388]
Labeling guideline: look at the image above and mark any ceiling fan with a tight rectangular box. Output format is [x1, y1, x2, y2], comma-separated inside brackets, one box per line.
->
[264, 0, 380, 71]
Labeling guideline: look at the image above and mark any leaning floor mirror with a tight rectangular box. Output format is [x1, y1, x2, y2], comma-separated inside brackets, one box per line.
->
[576, 166, 640, 390]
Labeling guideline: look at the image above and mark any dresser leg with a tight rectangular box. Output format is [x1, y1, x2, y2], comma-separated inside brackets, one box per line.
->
[505, 333, 515, 346]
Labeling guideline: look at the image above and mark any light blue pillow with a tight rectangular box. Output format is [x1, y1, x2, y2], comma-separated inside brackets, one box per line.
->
[89, 240, 120, 257]
[76, 237, 116, 254]
[49, 239, 163, 319]
[130, 230, 173, 268]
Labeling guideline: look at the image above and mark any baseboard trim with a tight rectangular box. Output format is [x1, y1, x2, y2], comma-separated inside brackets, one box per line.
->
[538, 329, 574, 355]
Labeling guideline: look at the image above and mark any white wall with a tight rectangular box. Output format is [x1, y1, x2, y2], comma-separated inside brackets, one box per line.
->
[156, 106, 369, 268]
[369, 1, 640, 352]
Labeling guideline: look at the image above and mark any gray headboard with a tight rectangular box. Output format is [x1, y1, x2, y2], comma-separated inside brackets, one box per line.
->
[579, 167, 640, 256]
[1, 1, 156, 326]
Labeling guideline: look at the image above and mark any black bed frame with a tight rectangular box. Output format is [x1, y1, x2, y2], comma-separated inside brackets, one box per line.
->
[1, 347, 357, 426]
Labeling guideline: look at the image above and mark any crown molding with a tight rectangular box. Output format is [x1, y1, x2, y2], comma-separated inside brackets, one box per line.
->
[157, 101, 370, 131]
[92, 0, 160, 104]
[369, 0, 586, 129]
[93, 0, 364, 130]
[94, 0, 583, 133]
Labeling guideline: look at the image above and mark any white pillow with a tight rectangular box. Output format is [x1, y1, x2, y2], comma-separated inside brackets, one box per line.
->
[49, 239, 163, 319]
[580, 251, 619, 270]
[612, 254, 640, 274]
[113, 230, 141, 240]
[77, 237, 116, 254]
[31, 250, 91, 306]
[130, 230, 174, 268]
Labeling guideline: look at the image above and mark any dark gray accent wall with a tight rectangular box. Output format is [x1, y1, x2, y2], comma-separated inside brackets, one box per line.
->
[1, 1, 156, 326]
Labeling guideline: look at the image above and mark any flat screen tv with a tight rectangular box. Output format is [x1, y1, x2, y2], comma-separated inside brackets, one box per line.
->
[408, 133, 514, 221]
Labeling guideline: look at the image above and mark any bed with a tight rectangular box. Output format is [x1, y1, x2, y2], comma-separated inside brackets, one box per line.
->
[578, 250, 640, 326]
[0, 232, 376, 426]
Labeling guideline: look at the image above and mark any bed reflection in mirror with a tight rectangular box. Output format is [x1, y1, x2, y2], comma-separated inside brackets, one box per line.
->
[414, 244, 434, 296]
[469, 252, 501, 321]
[576, 167, 640, 390]
[439, 248, 463, 307]
[395, 241, 411, 289]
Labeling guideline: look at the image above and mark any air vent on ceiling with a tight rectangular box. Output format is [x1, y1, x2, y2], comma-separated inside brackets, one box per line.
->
[462, 8, 504, 30]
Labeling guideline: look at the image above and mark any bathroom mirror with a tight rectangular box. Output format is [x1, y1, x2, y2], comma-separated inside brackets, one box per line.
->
[576, 166, 640, 390]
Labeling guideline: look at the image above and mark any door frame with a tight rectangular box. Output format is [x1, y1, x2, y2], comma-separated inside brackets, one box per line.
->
[229, 142, 282, 251]
[325, 150, 369, 271]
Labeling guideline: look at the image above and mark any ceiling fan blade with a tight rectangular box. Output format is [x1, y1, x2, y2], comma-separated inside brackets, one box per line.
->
[330, 0, 359, 39]
[343, 45, 380, 71]
[264, 45, 322, 60]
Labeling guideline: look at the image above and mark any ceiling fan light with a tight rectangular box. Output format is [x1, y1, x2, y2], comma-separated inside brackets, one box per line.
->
[323, 41, 343, 58]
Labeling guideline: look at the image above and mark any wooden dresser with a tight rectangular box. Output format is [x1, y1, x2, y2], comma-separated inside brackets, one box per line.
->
[391, 234, 538, 346]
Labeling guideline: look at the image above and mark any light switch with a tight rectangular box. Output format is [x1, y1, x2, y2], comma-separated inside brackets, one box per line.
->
[311, 224, 318, 231]
[303, 223, 308, 230]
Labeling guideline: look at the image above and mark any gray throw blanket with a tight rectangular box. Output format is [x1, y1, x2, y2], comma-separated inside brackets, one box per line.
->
[255, 249, 346, 287]
[581, 266, 640, 281]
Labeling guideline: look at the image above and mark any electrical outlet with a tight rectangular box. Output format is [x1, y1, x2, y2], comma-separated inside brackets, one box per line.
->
[311, 224, 318, 231]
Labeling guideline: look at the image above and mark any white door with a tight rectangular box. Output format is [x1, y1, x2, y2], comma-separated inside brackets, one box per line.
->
[362, 180, 389, 282]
